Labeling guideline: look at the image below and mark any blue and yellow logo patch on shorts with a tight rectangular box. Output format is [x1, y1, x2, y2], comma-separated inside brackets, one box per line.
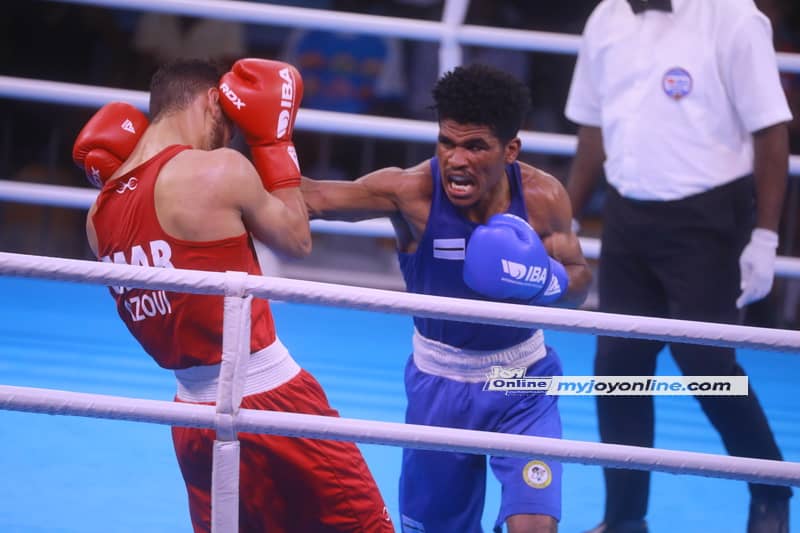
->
[522, 460, 552, 489]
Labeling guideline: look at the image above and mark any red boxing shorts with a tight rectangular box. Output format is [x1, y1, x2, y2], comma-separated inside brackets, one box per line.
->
[172, 369, 393, 532]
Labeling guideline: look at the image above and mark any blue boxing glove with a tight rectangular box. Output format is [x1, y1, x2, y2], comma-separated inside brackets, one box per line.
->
[463, 213, 568, 305]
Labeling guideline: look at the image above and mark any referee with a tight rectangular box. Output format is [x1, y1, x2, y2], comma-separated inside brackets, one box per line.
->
[564, 1, 793, 532]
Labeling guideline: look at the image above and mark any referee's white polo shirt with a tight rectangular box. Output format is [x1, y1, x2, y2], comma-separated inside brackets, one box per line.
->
[565, 0, 792, 201]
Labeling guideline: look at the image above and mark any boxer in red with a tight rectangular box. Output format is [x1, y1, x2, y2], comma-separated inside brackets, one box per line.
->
[75, 59, 392, 533]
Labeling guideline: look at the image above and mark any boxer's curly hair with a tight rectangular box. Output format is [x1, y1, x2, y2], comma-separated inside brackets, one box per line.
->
[149, 59, 225, 122]
[432, 63, 531, 143]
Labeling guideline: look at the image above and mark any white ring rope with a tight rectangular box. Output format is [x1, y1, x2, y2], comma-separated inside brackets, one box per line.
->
[0, 76, 579, 155]
[2, 384, 799, 487]
[0, 179, 97, 209]
[2, 251, 800, 352]
[3, 180, 800, 280]
[0, 75, 796, 169]
[45, 0, 800, 73]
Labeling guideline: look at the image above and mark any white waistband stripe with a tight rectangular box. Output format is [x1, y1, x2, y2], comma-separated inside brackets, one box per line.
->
[412, 329, 547, 382]
[174, 338, 301, 403]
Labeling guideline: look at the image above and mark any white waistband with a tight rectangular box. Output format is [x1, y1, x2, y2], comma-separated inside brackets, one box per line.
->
[412, 329, 547, 383]
[174, 338, 301, 403]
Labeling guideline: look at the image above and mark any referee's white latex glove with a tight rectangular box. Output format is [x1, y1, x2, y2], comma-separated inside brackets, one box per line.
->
[736, 228, 779, 309]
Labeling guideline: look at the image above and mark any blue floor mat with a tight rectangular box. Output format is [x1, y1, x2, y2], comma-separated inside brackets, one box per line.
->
[0, 277, 797, 532]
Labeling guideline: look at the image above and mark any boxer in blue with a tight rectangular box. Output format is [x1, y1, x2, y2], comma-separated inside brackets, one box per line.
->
[303, 63, 592, 533]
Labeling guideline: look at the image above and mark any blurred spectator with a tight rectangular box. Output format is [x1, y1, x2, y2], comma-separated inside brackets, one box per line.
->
[131, 12, 246, 86]
[281, 0, 407, 179]
[283, 27, 405, 115]
[281, 0, 406, 116]
[246, 0, 334, 59]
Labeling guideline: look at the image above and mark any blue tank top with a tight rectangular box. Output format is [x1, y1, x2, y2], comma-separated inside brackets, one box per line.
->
[398, 157, 536, 350]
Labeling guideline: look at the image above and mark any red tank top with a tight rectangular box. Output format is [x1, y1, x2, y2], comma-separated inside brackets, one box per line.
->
[92, 145, 276, 369]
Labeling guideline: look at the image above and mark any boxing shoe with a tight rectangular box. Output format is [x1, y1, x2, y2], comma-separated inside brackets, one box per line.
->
[583, 519, 649, 533]
[747, 496, 789, 533]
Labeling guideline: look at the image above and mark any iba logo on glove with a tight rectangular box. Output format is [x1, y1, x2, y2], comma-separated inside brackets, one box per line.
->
[276, 67, 296, 139]
[501, 259, 547, 285]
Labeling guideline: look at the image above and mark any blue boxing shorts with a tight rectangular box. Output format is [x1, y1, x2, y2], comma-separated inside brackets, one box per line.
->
[399, 346, 563, 533]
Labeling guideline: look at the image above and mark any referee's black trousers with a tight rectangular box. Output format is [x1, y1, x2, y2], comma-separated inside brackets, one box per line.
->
[595, 178, 792, 524]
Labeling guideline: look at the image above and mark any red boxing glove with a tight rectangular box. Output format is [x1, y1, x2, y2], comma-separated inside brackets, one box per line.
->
[219, 58, 304, 191]
[72, 102, 148, 188]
